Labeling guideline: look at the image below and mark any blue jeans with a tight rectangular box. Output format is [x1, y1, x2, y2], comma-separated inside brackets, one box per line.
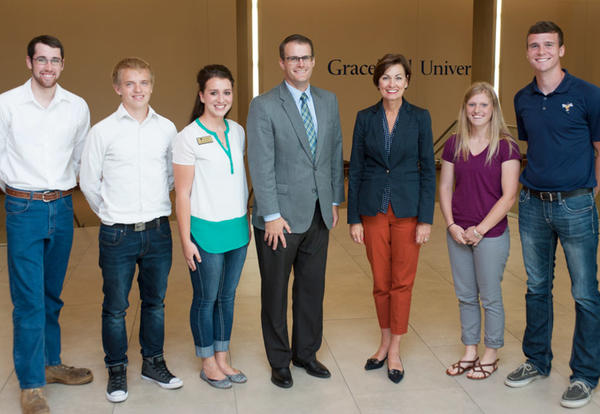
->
[518, 189, 600, 388]
[6, 191, 74, 389]
[188, 237, 247, 358]
[99, 219, 172, 366]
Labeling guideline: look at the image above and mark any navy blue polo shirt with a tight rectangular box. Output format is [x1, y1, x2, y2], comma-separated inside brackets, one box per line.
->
[515, 69, 600, 191]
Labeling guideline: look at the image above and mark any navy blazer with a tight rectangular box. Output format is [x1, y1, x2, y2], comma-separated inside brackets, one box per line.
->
[347, 99, 436, 224]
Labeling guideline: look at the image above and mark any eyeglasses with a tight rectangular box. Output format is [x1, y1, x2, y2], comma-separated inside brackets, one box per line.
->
[32, 56, 63, 66]
[284, 55, 313, 64]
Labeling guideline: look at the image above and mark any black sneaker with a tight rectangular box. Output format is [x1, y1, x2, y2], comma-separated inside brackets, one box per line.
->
[504, 362, 541, 388]
[141, 355, 183, 389]
[560, 380, 592, 408]
[106, 364, 128, 403]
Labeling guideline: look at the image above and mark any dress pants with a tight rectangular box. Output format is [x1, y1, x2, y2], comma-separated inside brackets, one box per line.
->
[254, 202, 329, 368]
[362, 207, 419, 335]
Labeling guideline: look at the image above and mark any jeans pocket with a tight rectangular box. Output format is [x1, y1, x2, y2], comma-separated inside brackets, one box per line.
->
[518, 189, 529, 204]
[5, 197, 30, 215]
[60, 195, 74, 212]
[99, 226, 124, 246]
[156, 220, 172, 239]
[561, 193, 594, 214]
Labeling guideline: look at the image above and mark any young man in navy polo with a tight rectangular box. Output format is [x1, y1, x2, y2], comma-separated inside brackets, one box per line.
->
[504, 21, 600, 409]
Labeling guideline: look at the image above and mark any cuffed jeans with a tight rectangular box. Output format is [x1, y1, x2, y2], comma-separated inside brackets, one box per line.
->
[6, 191, 73, 389]
[518, 189, 600, 388]
[188, 237, 247, 358]
[99, 219, 172, 367]
[446, 229, 509, 348]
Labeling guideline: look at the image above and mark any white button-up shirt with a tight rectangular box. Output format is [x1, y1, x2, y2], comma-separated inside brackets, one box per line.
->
[79, 104, 176, 225]
[0, 79, 90, 191]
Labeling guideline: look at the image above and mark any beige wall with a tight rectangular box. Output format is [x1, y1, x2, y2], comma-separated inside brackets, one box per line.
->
[500, 0, 600, 128]
[259, 0, 473, 157]
[0, 0, 240, 129]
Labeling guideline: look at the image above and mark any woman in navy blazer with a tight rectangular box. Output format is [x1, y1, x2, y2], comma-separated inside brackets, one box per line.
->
[348, 53, 435, 384]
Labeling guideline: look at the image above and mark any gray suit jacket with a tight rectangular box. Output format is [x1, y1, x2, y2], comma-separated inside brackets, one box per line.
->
[247, 81, 345, 233]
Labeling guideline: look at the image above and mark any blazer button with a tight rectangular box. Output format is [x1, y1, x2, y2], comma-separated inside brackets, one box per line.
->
[386, 169, 390, 174]
[312, 188, 317, 193]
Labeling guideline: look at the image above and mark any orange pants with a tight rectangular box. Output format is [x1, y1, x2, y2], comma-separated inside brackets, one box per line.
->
[362, 208, 420, 335]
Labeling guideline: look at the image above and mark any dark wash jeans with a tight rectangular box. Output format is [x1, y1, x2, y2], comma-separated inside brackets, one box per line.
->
[518, 189, 600, 388]
[6, 192, 73, 389]
[99, 219, 172, 366]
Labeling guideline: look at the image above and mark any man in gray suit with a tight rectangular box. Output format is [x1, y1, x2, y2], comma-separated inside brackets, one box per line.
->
[247, 34, 345, 388]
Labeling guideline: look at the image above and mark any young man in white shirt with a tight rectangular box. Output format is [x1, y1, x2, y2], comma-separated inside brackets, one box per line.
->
[79, 57, 182, 403]
[0, 34, 93, 414]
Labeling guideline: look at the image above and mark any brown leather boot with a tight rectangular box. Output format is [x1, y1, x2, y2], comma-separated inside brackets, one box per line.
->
[20, 388, 50, 414]
[45, 364, 93, 385]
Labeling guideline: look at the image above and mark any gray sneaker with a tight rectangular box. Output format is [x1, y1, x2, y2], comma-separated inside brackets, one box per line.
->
[504, 362, 541, 388]
[560, 380, 592, 409]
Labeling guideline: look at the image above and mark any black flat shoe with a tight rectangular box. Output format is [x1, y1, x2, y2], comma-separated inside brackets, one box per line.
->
[292, 359, 331, 378]
[271, 367, 293, 388]
[388, 368, 405, 384]
[364, 356, 387, 371]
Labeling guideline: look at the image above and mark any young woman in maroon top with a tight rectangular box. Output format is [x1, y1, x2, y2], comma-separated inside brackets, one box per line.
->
[439, 82, 521, 379]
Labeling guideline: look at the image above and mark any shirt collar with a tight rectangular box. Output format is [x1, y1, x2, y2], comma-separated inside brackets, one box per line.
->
[284, 80, 312, 104]
[116, 103, 157, 122]
[21, 78, 70, 107]
[529, 69, 571, 96]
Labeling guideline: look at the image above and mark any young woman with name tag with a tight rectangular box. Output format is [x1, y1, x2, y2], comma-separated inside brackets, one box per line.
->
[173, 65, 250, 389]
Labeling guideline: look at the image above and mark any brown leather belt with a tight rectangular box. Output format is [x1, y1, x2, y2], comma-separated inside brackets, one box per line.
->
[5, 187, 74, 202]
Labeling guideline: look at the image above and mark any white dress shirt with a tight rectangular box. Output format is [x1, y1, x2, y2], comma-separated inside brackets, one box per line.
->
[0, 78, 90, 192]
[79, 104, 176, 225]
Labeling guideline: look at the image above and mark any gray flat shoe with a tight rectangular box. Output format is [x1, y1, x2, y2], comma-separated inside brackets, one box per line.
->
[227, 371, 247, 384]
[200, 369, 232, 389]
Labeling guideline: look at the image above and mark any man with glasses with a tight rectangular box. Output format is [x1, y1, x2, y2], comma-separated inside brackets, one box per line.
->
[247, 34, 344, 388]
[0, 35, 92, 414]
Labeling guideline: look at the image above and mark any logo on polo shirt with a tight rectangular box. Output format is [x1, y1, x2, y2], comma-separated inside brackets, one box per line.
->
[561, 102, 574, 113]
[196, 136, 213, 145]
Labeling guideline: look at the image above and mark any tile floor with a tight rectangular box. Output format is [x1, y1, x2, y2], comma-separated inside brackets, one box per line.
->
[0, 206, 599, 413]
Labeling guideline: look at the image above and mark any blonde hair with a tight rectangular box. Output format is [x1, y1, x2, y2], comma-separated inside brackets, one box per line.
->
[454, 82, 515, 164]
[112, 57, 153, 85]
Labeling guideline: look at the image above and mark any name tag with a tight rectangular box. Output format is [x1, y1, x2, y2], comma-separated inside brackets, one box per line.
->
[196, 136, 213, 145]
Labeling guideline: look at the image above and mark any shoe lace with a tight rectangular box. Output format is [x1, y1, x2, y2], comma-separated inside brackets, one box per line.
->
[569, 380, 590, 394]
[30, 388, 45, 402]
[151, 358, 174, 381]
[109, 368, 126, 390]
[520, 362, 533, 374]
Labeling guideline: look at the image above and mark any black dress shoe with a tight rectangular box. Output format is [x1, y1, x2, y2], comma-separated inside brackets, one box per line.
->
[271, 367, 293, 388]
[388, 368, 405, 384]
[364, 356, 387, 371]
[292, 359, 331, 378]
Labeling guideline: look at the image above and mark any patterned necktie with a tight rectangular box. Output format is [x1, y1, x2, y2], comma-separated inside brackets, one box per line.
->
[300, 92, 317, 158]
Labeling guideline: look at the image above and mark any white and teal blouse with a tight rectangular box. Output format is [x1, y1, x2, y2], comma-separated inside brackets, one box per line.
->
[173, 118, 249, 253]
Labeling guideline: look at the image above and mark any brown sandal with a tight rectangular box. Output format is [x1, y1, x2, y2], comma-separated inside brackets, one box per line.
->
[446, 356, 479, 376]
[466, 359, 499, 380]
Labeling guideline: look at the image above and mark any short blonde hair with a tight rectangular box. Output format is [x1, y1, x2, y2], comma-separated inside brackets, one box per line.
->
[112, 57, 153, 85]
